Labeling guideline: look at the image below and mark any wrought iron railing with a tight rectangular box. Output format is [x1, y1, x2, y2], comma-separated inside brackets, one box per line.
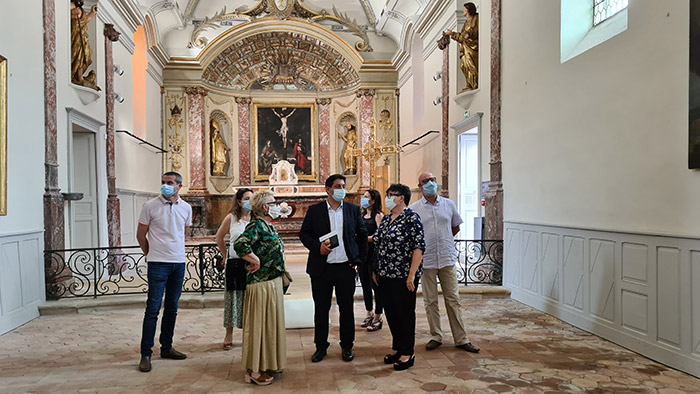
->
[44, 239, 502, 299]
[454, 239, 503, 285]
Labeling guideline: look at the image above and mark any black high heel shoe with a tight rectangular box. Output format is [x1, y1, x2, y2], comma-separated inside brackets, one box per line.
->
[367, 316, 383, 332]
[383, 352, 400, 364]
[393, 355, 415, 371]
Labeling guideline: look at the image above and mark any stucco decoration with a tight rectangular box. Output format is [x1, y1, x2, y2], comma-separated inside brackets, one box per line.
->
[201, 31, 360, 92]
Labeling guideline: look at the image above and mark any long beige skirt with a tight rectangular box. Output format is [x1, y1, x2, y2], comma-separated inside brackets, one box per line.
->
[241, 276, 286, 372]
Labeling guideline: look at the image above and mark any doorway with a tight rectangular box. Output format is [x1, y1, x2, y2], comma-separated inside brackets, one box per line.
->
[70, 129, 99, 248]
[457, 130, 479, 240]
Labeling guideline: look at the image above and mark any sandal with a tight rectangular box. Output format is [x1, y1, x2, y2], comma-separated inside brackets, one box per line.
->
[223, 342, 233, 351]
[367, 316, 383, 332]
[361, 313, 374, 328]
[245, 370, 274, 385]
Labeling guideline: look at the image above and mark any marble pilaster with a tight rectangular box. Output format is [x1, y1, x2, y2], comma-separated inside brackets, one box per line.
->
[235, 97, 251, 185]
[104, 24, 121, 249]
[316, 98, 331, 182]
[357, 89, 375, 187]
[485, 0, 504, 240]
[185, 86, 208, 193]
[438, 35, 451, 196]
[43, 0, 64, 252]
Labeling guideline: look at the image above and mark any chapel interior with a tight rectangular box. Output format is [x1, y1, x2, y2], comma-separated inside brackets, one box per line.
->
[2, 0, 700, 391]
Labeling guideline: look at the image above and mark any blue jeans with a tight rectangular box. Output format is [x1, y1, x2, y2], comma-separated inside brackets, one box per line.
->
[140, 262, 185, 357]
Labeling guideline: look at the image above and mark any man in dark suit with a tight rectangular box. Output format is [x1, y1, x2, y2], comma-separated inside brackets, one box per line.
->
[299, 174, 368, 363]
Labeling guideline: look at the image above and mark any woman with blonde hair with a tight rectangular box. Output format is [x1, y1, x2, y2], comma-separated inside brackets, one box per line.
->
[234, 190, 286, 385]
[215, 188, 253, 350]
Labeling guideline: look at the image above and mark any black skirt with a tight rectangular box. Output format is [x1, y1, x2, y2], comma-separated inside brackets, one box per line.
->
[225, 258, 248, 291]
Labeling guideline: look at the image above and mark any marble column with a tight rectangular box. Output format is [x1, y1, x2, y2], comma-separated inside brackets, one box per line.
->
[185, 86, 208, 194]
[357, 89, 375, 187]
[485, 0, 504, 240]
[316, 98, 331, 182]
[104, 24, 121, 249]
[43, 0, 63, 252]
[235, 97, 251, 185]
[438, 34, 451, 197]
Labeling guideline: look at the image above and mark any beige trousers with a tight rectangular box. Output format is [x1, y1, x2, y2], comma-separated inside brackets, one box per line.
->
[422, 265, 468, 345]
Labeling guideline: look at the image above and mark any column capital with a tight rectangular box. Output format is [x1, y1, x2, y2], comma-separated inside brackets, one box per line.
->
[235, 97, 252, 104]
[437, 34, 451, 50]
[356, 88, 375, 98]
[185, 86, 208, 96]
[104, 24, 120, 42]
[316, 98, 332, 105]
[395, 89, 400, 96]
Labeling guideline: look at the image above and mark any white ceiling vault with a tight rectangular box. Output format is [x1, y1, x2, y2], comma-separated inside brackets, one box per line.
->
[124, 0, 449, 66]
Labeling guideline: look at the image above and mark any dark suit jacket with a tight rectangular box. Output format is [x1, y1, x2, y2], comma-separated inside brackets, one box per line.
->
[299, 200, 368, 278]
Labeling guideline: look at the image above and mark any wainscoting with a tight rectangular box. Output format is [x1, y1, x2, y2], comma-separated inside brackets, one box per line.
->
[117, 189, 158, 247]
[504, 222, 700, 377]
[0, 230, 44, 335]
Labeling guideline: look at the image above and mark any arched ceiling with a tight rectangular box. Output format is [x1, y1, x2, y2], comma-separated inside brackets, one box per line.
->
[201, 31, 361, 92]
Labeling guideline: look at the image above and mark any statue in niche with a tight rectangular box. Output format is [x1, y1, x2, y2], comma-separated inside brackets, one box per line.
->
[338, 122, 358, 175]
[210, 119, 229, 176]
[444, 2, 479, 90]
[70, 0, 100, 91]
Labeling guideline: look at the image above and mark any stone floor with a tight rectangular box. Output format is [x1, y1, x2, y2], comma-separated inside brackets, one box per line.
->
[1, 296, 700, 394]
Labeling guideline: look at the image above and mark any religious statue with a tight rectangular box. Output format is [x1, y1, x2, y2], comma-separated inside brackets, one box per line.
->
[70, 0, 100, 91]
[293, 138, 307, 174]
[210, 120, 229, 176]
[444, 2, 479, 90]
[338, 123, 358, 175]
[272, 107, 296, 152]
[260, 140, 278, 175]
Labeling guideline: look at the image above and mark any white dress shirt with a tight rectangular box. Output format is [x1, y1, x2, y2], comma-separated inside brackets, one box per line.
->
[326, 201, 349, 263]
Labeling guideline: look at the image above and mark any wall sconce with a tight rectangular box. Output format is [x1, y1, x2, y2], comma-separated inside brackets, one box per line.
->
[113, 64, 124, 76]
[432, 71, 443, 81]
[114, 93, 125, 103]
[432, 96, 442, 106]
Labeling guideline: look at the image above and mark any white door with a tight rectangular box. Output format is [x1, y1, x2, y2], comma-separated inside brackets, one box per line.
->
[71, 131, 99, 248]
[457, 131, 479, 240]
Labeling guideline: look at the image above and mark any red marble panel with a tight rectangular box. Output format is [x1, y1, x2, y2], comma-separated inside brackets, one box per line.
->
[236, 98, 251, 184]
[186, 89, 207, 190]
[318, 100, 331, 182]
[359, 93, 374, 186]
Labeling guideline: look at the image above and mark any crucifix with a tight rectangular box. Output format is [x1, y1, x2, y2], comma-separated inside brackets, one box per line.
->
[352, 117, 402, 189]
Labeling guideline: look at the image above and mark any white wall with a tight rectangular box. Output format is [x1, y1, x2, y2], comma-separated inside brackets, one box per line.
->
[0, 0, 46, 334]
[502, 0, 695, 236]
[502, 0, 700, 377]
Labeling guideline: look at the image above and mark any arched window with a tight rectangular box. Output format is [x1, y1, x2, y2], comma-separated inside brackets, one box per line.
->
[132, 26, 147, 138]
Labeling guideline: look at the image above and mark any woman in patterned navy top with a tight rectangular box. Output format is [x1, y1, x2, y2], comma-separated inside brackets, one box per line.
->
[373, 183, 425, 371]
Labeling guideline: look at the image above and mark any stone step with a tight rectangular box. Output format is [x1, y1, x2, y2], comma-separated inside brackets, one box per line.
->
[38, 285, 511, 315]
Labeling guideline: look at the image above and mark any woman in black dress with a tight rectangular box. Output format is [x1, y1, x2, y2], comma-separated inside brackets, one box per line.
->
[358, 189, 384, 331]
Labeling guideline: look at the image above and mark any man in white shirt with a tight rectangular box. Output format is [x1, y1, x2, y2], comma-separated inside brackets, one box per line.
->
[136, 171, 193, 372]
[409, 172, 479, 353]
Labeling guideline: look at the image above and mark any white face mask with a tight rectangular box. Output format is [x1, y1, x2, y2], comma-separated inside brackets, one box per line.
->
[385, 196, 397, 211]
[267, 204, 281, 219]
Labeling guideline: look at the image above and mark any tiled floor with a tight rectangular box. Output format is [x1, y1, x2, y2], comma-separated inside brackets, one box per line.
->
[2, 295, 700, 393]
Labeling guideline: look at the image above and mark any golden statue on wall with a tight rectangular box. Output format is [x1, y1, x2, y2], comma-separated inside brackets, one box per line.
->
[210, 119, 229, 176]
[70, 0, 99, 91]
[444, 2, 479, 90]
[338, 122, 358, 175]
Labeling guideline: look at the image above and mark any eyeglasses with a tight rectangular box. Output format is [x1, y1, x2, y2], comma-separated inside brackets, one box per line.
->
[419, 177, 437, 185]
[265, 201, 277, 206]
[386, 193, 401, 197]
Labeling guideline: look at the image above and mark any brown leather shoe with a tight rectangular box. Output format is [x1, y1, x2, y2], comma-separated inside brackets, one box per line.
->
[457, 342, 480, 353]
[138, 356, 151, 372]
[425, 340, 442, 350]
[160, 348, 187, 360]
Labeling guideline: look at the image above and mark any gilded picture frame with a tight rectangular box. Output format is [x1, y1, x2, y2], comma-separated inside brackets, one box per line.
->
[252, 103, 317, 182]
[0, 55, 6, 215]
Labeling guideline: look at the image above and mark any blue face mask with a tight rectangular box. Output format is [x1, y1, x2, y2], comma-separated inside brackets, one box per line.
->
[161, 184, 175, 198]
[332, 188, 346, 202]
[422, 181, 438, 196]
[242, 200, 251, 212]
[385, 196, 397, 211]
[360, 197, 370, 209]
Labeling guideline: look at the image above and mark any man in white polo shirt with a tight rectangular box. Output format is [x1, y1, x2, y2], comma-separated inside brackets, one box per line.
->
[136, 171, 192, 372]
[409, 172, 480, 354]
